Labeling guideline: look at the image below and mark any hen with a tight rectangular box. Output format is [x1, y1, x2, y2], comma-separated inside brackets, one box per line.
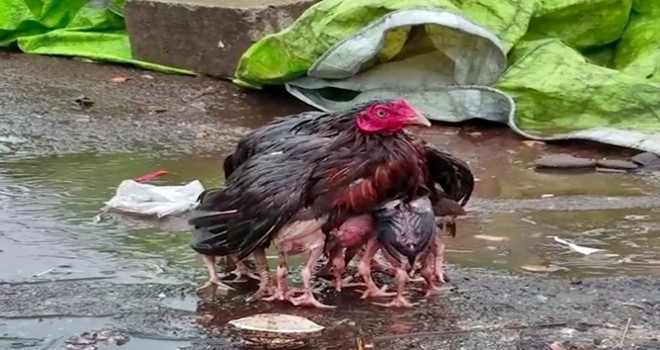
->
[219, 105, 474, 290]
[189, 99, 433, 308]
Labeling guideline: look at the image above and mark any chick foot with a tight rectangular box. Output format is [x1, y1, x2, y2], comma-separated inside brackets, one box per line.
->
[197, 255, 234, 296]
[373, 295, 416, 308]
[373, 268, 413, 308]
[220, 260, 261, 283]
[289, 245, 335, 309]
[245, 249, 276, 302]
[290, 291, 336, 309]
[261, 258, 302, 302]
[358, 283, 396, 299]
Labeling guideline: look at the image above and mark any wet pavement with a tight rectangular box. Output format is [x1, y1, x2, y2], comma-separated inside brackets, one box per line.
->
[0, 52, 659, 350]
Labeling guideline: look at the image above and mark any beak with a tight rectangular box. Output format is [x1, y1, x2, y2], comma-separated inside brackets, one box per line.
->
[406, 113, 432, 127]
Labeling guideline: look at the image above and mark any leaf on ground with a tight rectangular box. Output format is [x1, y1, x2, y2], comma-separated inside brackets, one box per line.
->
[474, 234, 509, 242]
[110, 76, 131, 83]
[521, 265, 561, 273]
[523, 140, 545, 148]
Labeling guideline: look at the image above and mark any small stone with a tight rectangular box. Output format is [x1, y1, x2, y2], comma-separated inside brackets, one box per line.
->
[158, 293, 167, 298]
[596, 159, 639, 170]
[631, 152, 660, 166]
[535, 154, 597, 168]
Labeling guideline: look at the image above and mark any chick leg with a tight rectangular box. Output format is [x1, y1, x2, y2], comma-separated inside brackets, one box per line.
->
[374, 267, 415, 308]
[330, 247, 347, 292]
[434, 239, 447, 284]
[290, 245, 336, 309]
[245, 248, 275, 302]
[357, 238, 395, 299]
[420, 253, 443, 297]
[263, 252, 298, 302]
[197, 255, 235, 295]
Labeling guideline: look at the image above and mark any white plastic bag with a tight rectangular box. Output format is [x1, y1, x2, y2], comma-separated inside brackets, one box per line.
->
[105, 180, 205, 218]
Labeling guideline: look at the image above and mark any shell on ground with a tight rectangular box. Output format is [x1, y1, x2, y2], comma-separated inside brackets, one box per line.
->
[228, 313, 325, 349]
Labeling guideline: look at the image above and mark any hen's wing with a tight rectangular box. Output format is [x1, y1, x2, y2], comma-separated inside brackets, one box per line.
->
[305, 134, 427, 236]
[191, 135, 331, 259]
[223, 111, 353, 178]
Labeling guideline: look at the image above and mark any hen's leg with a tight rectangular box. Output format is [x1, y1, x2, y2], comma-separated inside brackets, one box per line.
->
[197, 255, 235, 295]
[262, 252, 298, 302]
[245, 248, 275, 302]
[374, 267, 414, 308]
[290, 245, 336, 309]
[357, 238, 395, 299]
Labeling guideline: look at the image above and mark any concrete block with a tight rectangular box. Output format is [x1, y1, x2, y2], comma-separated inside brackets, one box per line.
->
[124, 0, 318, 78]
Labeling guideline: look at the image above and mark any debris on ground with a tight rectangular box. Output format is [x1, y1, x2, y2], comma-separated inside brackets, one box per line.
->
[535, 152, 660, 173]
[551, 236, 606, 256]
[227, 313, 325, 349]
[104, 179, 204, 218]
[72, 95, 94, 110]
[65, 329, 130, 350]
[109, 76, 131, 83]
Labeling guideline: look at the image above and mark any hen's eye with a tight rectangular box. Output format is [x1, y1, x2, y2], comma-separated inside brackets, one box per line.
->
[376, 110, 387, 118]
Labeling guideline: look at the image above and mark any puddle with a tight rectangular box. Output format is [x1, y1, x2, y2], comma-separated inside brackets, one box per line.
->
[0, 148, 659, 285]
[419, 127, 660, 199]
[0, 317, 192, 350]
[450, 208, 660, 277]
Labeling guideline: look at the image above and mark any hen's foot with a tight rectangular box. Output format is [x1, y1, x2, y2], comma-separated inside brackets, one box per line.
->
[290, 292, 336, 309]
[373, 295, 416, 308]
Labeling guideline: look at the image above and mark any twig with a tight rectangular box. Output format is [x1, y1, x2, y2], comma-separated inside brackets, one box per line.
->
[619, 317, 631, 347]
[372, 322, 567, 342]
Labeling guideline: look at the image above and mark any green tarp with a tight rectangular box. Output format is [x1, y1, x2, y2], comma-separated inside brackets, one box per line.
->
[2, 0, 659, 152]
[0, 0, 191, 74]
[234, 0, 660, 153]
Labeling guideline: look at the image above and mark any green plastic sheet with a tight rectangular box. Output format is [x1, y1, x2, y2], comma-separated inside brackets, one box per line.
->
[234, 0, 660, 153]
[0, 0, 192, 74]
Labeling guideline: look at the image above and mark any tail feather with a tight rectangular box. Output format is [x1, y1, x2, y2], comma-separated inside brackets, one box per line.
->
[190, 224, 232, 255]
[187, 210, 240, 227]
[425, 144, 474, 206]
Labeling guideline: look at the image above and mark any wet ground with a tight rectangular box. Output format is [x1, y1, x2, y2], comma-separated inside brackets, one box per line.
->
[0, 52, 659, 350]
